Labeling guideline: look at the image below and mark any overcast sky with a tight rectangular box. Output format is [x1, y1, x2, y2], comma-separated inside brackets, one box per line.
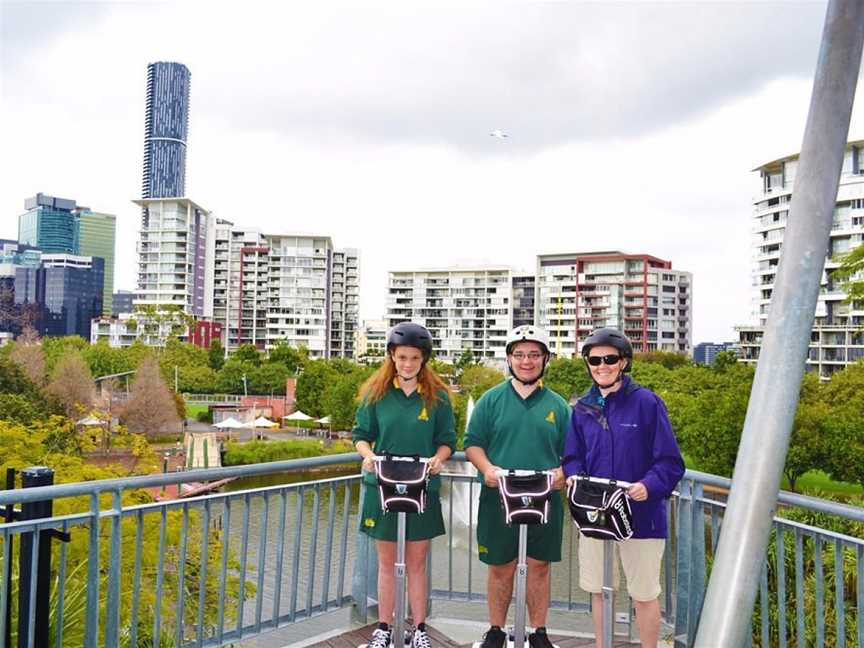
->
[1, 0, 859, 344]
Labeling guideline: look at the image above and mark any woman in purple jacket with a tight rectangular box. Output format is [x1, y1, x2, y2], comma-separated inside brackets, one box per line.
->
[562, 328, 685, 648]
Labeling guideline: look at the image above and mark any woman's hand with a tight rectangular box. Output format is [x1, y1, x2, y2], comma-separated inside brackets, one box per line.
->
[628, 482, 648, 502]
[483, 465, 502, 488]
[427, 456, 444, 475]
[362, 454, 376, 473]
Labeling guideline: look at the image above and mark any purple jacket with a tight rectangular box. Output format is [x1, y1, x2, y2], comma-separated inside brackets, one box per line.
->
[562, 376, 685, 539]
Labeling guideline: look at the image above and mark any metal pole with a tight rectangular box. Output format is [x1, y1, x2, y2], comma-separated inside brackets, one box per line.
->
[513, 524, 528, 648]
[602, 540, 614, 648]
[393, 511, 407, 648]
[18, 467, 54, 648]
[694, 2, 864, 646]
[4, 468, 14, 648]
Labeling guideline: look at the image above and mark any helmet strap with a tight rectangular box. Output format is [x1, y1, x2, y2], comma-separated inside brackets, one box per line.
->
[507, 356, 548, 386]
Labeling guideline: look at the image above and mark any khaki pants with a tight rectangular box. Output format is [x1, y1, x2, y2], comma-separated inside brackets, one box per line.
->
[578, 536, 665, 602]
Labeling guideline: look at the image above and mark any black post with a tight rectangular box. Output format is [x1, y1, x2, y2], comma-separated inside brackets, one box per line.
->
[17, 467, 54, 648]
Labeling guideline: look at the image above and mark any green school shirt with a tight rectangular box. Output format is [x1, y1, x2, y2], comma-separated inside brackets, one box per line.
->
[464, 379, 570, 474]
[352, 384, 456, 490]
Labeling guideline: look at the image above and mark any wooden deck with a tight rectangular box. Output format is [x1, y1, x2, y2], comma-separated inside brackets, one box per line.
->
[307, 624, 633, 647]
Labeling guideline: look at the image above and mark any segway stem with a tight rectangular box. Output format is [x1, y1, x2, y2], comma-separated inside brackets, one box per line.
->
[602, 539, 614, 648]
[513, 524, 529, 648]
[394, 511, 407, 648]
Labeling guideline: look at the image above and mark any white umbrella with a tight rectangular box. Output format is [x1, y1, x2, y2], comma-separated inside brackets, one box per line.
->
[76, 416, 106, 427]
[282, 410, 314, 434]
[213, 416, 245, 429]
[252, 416, 277, 428]
[315, 415, 332, 438]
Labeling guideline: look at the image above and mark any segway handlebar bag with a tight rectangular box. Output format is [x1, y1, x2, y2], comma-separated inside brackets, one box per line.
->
[566, 475, 634, 541]
[374, 454, 430, 514]
[496, 470, 554, 526]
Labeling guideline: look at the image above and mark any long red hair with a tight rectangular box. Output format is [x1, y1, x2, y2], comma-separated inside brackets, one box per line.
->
[358, 356, 452, 409]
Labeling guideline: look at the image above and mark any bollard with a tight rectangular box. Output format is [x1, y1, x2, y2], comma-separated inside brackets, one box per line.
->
[18, 467, 54, 648]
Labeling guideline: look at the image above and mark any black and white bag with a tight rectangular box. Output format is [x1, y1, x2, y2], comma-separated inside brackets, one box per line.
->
[567, 477, 634, 541]
[374, 455, 430, 514]
[497, 472, 554, 525]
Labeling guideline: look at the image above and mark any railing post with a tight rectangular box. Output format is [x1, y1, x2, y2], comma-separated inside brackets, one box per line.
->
[674, 479, 693, 648]
[17, 467, 54, 648]
[351, 481, 379, 624]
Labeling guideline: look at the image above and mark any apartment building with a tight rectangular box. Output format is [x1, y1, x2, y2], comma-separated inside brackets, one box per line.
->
[737, 140, 864, 377]
[386, 267, 514, 364]
[535, 251, 692, 357]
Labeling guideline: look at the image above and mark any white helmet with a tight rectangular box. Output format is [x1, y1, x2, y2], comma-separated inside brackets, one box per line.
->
[505, 325, 551, 356]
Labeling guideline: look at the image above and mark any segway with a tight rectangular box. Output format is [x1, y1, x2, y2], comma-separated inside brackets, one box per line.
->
[473, 469, 558, 648]
[360, 455, 430, 648]
[566, 475, 635, 648]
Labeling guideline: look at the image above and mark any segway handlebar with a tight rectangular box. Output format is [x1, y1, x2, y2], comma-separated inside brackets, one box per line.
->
[566, 474, 634, 489]
[494, 468, 557, 478]
[372, 455, 430, 463]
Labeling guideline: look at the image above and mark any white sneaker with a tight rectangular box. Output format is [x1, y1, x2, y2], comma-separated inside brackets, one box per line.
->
[411, 626, 431, 648]
[369, 627, 392, 648]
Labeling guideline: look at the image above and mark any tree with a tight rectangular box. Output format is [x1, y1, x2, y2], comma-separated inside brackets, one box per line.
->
[267, 340, 306, 374]
[831, 243, 864, 306]
[458, 364, 504, 401]
[41, 335, 88, 372]
[46, 351, 95, 418]
[120, 356, 181, 437]
[323, 366, 375, 430]
[208, 338, 225, 371]
[634, 351, 692, 370]
[712, 350, 740, 372]
[454, 348, 478, 380]
[82, 340, 133, 379]
[295, 359, 335, 417]
[544, 357, 591, 403]
[248, 363, 292, 395]
[232, 343, 261, 366]
[216, 358, 255, 394]
[9, 327, 47, 387]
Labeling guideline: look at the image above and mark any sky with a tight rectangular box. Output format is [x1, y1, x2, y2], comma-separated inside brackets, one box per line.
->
[1, 0, 860, 344]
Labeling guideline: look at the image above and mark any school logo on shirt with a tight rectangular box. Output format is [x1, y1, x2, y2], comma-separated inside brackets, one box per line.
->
[418, 407, 429, 421]
[545, 410, 556, 424]
[364, 518, 376, 528]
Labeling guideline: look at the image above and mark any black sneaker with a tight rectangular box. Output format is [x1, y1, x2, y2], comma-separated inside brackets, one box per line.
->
[528, 627, 555, 648]
[480, 625, 507, 648]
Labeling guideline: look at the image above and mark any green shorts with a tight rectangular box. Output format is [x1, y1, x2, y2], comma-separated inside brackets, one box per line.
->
[476, 485, 565, 565]
[359, 475, 446, 542]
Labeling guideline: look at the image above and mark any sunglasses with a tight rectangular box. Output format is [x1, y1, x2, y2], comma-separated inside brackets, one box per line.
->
[587, 354, 622, 367]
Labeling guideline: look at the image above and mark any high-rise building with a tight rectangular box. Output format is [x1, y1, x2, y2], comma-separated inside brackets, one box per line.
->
[16, 254, 104, 339]
[536, 251, 692, 357]
[75, 211, 116, 315]
[693, 342, 739, 366]
[134, 197, 214, 318]
[737, 140, 864, 377]
[386, 267, 514, 364]
[0, 241, 43, 334]
[112, 290, 135, 315]
[211, 222, 360, 357]
[330, 248, 360, 358]
[142, 62, 191, 201]
[18, 193, 77, 254]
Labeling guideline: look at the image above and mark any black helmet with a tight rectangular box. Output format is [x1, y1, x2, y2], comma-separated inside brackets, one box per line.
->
[387, 322, 433, 359]
[581, 328, 633, 372]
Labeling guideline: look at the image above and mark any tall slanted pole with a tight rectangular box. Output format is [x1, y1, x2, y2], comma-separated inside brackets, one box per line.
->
[694, 2, 864, 646]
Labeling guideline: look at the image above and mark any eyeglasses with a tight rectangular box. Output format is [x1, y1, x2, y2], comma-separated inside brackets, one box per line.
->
[587, 354, 621, 367]
[511, 352, 544, 361]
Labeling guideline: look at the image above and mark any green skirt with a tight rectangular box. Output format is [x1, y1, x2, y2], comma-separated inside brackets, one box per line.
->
[359, 478, 446, 542]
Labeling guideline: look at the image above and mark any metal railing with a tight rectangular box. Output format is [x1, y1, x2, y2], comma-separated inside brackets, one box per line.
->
[182, 393, 243, 405]
[0, 454, 861, 647]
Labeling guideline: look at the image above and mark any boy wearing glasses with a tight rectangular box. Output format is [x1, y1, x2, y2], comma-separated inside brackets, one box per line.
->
[465, 325, 570, 648]
[562, 328, 684, 648]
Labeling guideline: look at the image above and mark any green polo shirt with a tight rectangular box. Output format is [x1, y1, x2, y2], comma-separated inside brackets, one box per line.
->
[352, 384, 456, 490]
[465, 379, 570, 472]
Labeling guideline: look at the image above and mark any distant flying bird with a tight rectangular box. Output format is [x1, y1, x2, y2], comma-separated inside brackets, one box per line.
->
[489, 129, 509, 139]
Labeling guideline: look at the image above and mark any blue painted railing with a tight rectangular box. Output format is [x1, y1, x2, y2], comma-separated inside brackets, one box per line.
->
[0, 454, 861, 647]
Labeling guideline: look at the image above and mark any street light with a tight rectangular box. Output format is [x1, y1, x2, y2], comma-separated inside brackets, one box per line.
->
[241, 373, 248, 397]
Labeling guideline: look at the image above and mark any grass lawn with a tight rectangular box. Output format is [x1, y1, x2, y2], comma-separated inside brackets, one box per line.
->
[185, 403, 209, 419]
[683, 454, 861, 499]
